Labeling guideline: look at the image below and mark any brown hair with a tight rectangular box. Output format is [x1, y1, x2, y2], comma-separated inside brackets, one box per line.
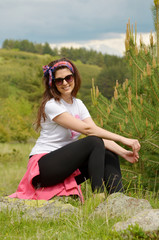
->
[35, 58, 81, 130]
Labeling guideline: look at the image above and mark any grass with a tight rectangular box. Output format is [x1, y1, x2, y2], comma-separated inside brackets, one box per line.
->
[0, 143, 34, 197]
[0, 143, 159, 240]
[0, 208, 123, 240]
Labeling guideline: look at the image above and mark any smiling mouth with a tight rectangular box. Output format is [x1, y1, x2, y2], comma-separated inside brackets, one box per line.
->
[63, 86, 70, 90]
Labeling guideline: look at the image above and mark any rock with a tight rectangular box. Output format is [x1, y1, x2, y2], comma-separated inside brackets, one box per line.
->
[94, 193, 152, 219]
[94, 193, 159, 235]
[0, 197, 77, 220]
[25, 199, 77, 220]
[113, 209, 159, 232]
[0, 197, 32, 211]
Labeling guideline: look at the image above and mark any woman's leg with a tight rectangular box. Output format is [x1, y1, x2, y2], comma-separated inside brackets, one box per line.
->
[75, 149, 124, 194]
[103, 150, 124, 193]
[34, 136, 106, 192]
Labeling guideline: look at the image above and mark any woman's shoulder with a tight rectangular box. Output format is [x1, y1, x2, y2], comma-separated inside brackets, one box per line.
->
[45, 98, 62, 107]
[44, 98, 66, 117]
[74, 98, 87, 109]
[45, 98, 64, 112]
[73, 97, 84, 105]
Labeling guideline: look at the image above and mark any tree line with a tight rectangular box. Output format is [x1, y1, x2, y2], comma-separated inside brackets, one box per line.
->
[2, 39, 122, 67]
[2, 39, 58, 56]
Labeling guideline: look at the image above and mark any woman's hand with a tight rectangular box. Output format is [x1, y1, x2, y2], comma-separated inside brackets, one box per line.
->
[121, 137, 141, 156]
[103, 139, 139, 164]
[122, 150, 139, 163]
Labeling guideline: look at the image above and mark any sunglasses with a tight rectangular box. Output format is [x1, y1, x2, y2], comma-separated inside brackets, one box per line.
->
[54, 74, 74, 86]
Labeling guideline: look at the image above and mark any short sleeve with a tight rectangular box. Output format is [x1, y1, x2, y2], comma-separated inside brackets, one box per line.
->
[45, 99, 67, 121]
[77, 99, 91, 120]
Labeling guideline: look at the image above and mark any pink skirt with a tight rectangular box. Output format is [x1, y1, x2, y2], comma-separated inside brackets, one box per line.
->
[8, 153, 84, 202]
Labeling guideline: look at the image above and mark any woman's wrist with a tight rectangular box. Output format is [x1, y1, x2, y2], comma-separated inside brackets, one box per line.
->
[117, 147, 128, 159]
[103, 139, 128, 158]
[119, 136, 132, 146]
[119, 148, 128, 158]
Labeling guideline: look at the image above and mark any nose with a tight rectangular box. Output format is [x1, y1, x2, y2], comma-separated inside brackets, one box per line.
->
[62, 79, 68, 85]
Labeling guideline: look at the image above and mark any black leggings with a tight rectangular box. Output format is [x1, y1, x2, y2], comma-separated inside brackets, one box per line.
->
[32, 136, 124, 194]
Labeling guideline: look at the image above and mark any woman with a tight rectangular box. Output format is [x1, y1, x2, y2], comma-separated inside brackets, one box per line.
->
[9, 58, 140, 202]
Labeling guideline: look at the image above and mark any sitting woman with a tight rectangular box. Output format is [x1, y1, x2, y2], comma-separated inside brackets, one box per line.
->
[9, 58, 140, 202]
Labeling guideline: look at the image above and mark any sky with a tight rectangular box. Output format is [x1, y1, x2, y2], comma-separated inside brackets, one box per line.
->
[0, 0, 155, 56]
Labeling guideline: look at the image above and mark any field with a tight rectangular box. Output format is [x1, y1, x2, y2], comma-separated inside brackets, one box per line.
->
[0, 143, 158, 240]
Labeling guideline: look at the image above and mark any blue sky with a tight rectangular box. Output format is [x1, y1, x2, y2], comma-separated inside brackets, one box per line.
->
[0, 0, 154, 55]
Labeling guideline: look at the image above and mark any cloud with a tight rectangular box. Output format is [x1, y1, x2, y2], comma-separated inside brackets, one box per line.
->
[50, 32, 155, 56]
[0, 0, 154, 46]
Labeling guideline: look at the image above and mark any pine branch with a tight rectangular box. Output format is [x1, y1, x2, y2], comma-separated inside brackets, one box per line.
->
[143, 140, 159, 149]
[148, 76, 159, 102]
[146, 159, 159, 164]
[129, 54, 144, 73]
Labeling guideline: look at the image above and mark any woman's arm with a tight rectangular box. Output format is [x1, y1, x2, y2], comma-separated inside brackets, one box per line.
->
[103, 139, 139, 163]
[83, 117, 140, 162]
[54, 112, 123, 141]
[53, 112, 140, 155]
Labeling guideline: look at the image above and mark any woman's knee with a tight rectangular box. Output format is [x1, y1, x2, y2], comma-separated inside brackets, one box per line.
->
[86, 136, 104, 149]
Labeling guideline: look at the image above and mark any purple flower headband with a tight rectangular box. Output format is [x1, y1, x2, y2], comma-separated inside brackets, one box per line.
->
[42, 61, 74, 87]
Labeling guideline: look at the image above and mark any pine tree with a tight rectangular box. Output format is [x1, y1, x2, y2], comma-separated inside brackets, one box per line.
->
[91, 3, 159, 191]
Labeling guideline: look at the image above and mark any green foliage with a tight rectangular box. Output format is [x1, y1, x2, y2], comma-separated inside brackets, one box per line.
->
[0, 123, 9, 143]
[96, 56, 131, 99]
[122, 224, 159, 240]
[60, 47, 105, 67]
[0, 96, 38, 143]
[76, 61, 101, 106]
[92, 20, 159, 191]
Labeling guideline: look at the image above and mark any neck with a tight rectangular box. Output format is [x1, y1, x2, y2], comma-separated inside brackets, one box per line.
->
[61, 95, 73, 104]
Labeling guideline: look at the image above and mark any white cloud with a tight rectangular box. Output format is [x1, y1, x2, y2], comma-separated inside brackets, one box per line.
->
[50, 32, 155, 56]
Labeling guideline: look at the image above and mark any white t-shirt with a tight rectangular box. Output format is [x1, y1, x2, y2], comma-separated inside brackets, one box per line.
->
[30, 98, 91, 155]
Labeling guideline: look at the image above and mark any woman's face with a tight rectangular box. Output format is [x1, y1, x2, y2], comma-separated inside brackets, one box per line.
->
[54, 68, 75, 98]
